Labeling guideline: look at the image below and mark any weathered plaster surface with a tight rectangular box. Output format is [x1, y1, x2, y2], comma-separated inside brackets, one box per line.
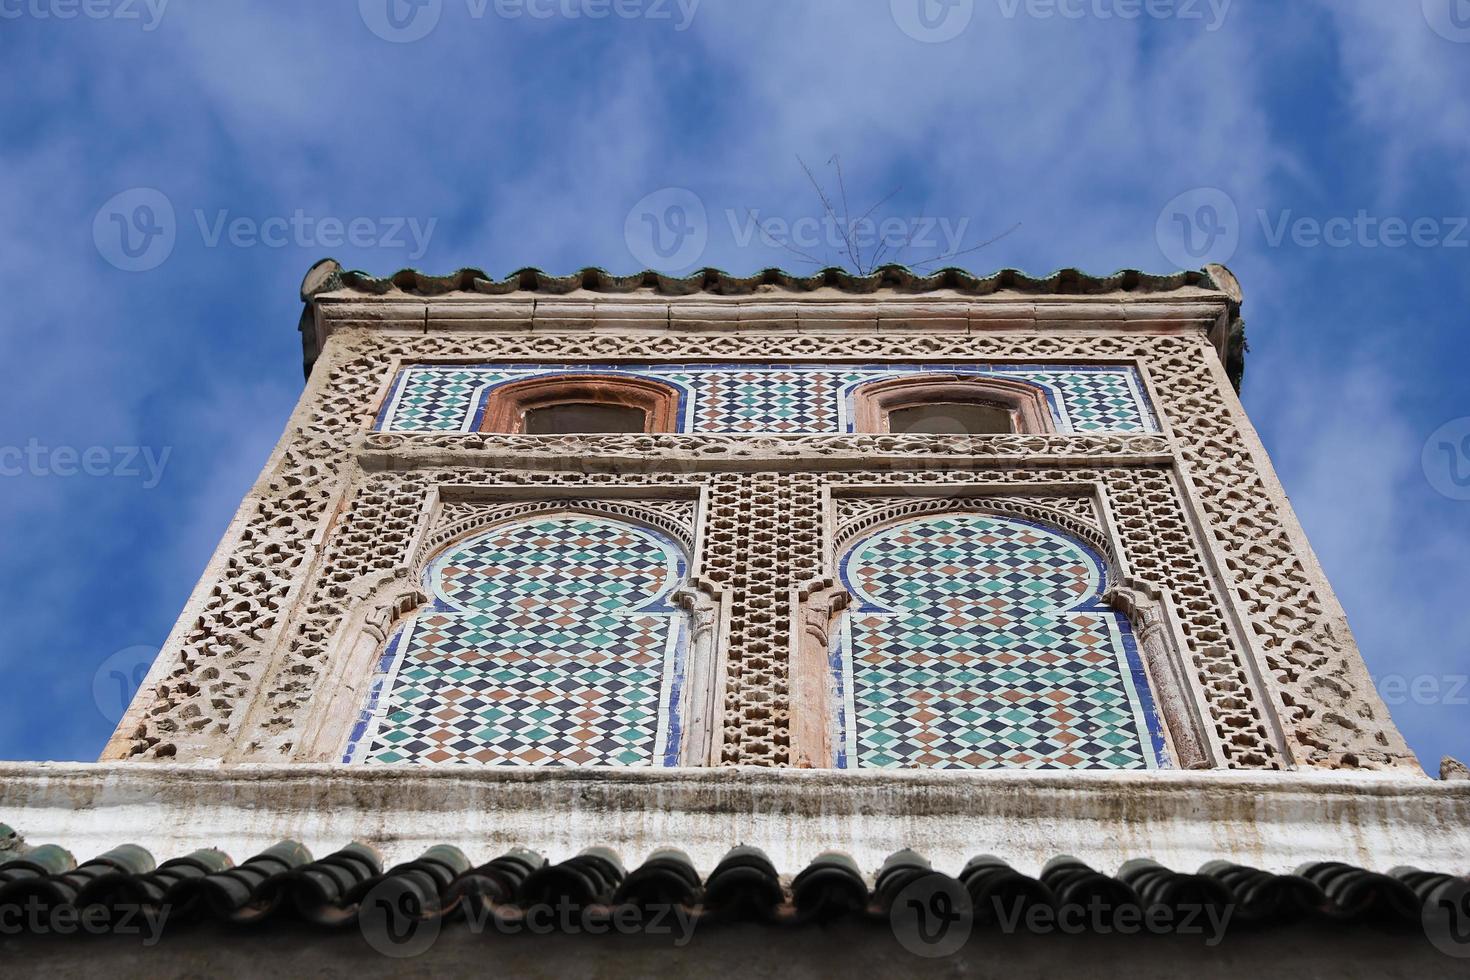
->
[4, 764, 1466, 877]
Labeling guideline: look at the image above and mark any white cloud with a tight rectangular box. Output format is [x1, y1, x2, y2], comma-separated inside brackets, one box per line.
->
[1249, 353, 1470, 771]
[1313, 0, 1470, 199]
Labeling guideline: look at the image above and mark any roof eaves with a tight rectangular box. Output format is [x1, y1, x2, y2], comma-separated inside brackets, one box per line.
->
[1, 833, 1459, 937]
[297, 260, 1246, 386]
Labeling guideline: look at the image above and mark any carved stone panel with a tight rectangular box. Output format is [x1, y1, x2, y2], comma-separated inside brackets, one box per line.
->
[104, 328, 1413, 772]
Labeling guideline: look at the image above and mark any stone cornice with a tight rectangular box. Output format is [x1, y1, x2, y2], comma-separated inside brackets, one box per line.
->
[2, 763, 1460, 876]
[301, 260, 1235, 301]
[354, 432, 1176, 474]
[299, 259, 1246, 384]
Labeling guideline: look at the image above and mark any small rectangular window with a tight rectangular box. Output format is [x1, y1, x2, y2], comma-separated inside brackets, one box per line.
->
[887, 403, 1013, 435]
[523, 403, 649, 434]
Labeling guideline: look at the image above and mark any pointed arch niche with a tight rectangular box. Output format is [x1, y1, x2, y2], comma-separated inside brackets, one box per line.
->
[790, 492, 1218, 771]
[300, 493, 727, 768]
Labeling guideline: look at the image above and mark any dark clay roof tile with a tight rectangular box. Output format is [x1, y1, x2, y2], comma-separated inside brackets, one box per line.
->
[301, 259, 1230, 302]
[2, 837, 1464, 936]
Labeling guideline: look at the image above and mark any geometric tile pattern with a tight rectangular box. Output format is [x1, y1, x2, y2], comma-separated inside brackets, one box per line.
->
[375, 363, 1158, 434]
[345, 515, 688, 767]
[833, 514, 1167, 770]
[681, 369, 840, 433]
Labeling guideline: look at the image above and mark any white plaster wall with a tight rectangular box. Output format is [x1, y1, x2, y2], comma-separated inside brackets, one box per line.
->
[4, 764, 1466, 878]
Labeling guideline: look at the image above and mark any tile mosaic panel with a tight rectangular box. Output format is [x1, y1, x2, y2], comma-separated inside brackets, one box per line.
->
[832, 514, 1167, 770]
[345, 515, 688, 767]
[374, 364, 1159, 434]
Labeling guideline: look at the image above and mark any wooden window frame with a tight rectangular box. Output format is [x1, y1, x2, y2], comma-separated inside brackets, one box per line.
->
[851, 375, 1055, 435]
[480, 374, 681, 434]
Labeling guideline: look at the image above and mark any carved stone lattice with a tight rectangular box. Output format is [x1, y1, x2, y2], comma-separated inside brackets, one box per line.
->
[832, 494, 1103, 560]
[424, 497, 700, 573]
[105, 329, 1412, 771]
[360, 431, 1172, 464]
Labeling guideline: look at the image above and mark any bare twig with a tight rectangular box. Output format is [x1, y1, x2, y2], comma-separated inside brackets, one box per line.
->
[798, 155, 858, 272]
[828, 155, 864, 273]
[747, 209, 828, 267]
[776, 157, 1018, 275]
[907, 222, 1023, 271]
[853, 185, 903, 231]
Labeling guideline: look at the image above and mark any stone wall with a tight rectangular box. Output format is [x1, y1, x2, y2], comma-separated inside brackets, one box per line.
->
[100, 284, 1415, 772]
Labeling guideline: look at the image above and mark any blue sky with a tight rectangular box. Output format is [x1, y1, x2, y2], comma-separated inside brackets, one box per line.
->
[1, 0, 1466, 772]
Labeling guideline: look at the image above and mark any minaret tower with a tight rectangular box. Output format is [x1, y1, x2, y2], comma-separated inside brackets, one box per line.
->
[9, 263, 1468, 975]
[103, 261, 1413, 778]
